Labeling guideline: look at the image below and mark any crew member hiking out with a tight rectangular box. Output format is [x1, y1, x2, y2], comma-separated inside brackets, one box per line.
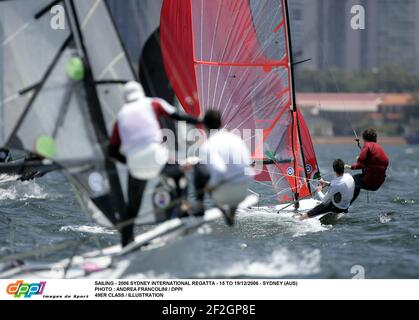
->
[108, 81, 201, 247]
[299, 159, 355, 220]
[345, 128, 389, 205]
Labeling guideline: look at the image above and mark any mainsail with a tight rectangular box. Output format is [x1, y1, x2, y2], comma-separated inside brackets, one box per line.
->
[0, 0, 135, 226]
[106, 0, 166, 98]
[160, 0, 320, 204]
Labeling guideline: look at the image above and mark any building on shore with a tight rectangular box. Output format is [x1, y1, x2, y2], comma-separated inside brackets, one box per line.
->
[297, 93, 419, 143]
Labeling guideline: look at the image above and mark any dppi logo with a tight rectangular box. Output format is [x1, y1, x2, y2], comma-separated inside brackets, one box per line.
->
[6, 280, 46, 298]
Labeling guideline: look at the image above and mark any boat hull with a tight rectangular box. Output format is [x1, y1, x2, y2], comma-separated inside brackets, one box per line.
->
[253, 198, 345, 223]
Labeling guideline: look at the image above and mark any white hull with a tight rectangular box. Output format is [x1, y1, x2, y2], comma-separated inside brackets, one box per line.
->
[0, 195, 259, 279]
[252, 198, 345, 222]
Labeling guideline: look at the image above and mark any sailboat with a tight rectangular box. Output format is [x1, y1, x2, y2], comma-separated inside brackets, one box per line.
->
[0, 0, 257, 279]
[160, 0, 328, 219]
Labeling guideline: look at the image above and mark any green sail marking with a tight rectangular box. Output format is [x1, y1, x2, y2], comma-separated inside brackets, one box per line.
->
[35, 136, 57, 158]
[66, 57, 85, 81]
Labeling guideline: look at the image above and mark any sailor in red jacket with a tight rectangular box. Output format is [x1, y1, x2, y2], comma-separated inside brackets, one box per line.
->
[346, 128, 389, 204]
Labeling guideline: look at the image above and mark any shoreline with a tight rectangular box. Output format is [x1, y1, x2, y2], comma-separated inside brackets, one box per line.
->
[312, 136, 407, 145]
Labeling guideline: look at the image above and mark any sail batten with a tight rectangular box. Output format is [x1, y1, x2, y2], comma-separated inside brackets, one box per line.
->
[195, 59, 288, 68]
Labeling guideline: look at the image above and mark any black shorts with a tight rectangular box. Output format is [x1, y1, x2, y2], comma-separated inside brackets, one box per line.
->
[307, 202, 347, 218]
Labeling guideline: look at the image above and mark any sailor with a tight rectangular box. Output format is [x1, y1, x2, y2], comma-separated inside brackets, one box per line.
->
[0, 148, 12, 163]
[345, 128, 389, 204]
[299, 159, 355, 220]
[108, 81, 201, 247]
[193, 110, 254, 225]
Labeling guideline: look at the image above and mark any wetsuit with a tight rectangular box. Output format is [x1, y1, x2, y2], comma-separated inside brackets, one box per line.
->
[350, 141, 389, 204]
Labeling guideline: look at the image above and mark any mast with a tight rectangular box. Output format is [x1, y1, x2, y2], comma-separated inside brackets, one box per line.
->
[283, 0, 311, 210]
[283, 0, 297, 113]
[283, 0, 300, 208]
[63, 0, 125, 223]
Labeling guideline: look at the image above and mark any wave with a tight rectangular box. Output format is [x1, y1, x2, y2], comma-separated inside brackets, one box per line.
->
[404, 148, 417, 156]
[0, 174, 19, 183]
[0, 181, 48, 200]
[392, 197, 416, 205]
[378, 210, 397, 224]
[379, 213, 393, 224]
[60, 225, 116, 235]
[198, 248, 321, 278]
[239, 207, 331, 237]
[125, 248, 321, 279]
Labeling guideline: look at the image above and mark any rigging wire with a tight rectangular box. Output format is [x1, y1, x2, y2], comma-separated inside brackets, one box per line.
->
[317, 48, 362, 150]
[320, 57, 370, 201]
[330, 70, 361, 145]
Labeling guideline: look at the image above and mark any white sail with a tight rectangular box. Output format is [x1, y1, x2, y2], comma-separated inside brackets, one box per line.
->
[0, 0, 135, 227]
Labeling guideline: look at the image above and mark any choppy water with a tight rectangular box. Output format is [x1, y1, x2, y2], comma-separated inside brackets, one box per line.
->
[0, 144, 418, 279]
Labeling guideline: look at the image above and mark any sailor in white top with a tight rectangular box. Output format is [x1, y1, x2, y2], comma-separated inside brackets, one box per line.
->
[108, 81, 201, 246]
[194, 110, 254, 225]
[299, 159, 355, 220]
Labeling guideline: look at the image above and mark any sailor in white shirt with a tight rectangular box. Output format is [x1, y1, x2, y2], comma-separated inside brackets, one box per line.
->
[108, 81, 201, 246]
[299, 159, 355, 220]
[194, 110, 254, 225]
